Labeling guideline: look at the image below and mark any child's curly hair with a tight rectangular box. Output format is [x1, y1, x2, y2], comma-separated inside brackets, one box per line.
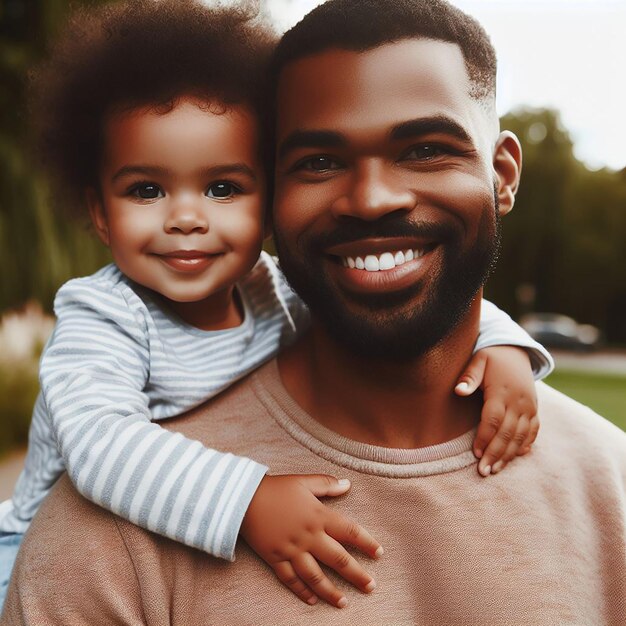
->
[29, 0, 277, 218]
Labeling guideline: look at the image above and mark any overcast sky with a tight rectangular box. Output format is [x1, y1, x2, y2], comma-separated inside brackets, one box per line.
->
[264, 0, 626, 171]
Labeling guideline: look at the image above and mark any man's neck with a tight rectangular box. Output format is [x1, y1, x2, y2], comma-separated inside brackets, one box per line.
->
[278, 300, 483, 449]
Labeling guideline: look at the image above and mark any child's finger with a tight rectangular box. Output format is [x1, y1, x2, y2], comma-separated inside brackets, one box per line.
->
[518, 415, 540, 456]
[474, 396, 506, 460]
[292, 552, 348, 608]
[491, 414, 531, 473]
[325, 514, 383, 559]
[455, 351, 488, 396]
[312, 535, 376, 593]
[297, 474, 352, 498]
[273, 561, 318, 605]
[477, 408, 517, 476]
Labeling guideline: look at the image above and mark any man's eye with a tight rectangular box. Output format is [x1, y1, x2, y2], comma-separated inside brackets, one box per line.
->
[300, 156, 342, 172]
[131, 183, 163, 199]
[402, 145, 446, 161]
[207, 182, 239, 198]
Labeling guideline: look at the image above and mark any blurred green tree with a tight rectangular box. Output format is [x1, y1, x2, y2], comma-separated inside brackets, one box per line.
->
[0, 0, 111, 314]
[486, 108, 626, 343]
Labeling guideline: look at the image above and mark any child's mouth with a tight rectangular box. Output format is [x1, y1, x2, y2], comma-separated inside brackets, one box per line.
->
[155, 250, 221, 273]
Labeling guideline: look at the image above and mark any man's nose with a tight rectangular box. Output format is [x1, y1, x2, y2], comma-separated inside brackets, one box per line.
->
[331, 161, 415, 221]
[163, 196, 209, 235]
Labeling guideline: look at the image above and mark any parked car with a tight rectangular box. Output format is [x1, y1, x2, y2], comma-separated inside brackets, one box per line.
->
[520, 313, 601, 352]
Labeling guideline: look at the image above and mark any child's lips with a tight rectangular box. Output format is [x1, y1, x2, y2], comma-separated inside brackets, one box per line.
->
[154, 250, 221, 272]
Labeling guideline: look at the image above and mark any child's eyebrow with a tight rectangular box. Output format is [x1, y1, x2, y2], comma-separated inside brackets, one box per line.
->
[201, 164, 258, 180]
[111, 165, 168, 183]
[111, 163, 258, 183]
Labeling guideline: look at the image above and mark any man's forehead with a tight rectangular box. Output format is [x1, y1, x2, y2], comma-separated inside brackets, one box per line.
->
[275, 39, 488, 141]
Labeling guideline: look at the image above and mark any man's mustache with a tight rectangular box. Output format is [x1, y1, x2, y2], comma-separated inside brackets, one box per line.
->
[307, 219, 460, 252]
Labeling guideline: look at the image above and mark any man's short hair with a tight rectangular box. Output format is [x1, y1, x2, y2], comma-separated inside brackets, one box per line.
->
[272, 0, 496, 102]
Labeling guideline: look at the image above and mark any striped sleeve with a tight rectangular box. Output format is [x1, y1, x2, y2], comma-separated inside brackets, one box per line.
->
[267, 253, 311, 334]
[40, 278, 267, 561]
[475, 299, 554, 380]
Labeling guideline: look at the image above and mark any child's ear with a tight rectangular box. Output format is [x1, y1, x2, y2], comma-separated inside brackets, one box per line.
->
[86, 187, 110, 246]
[493, 131, 522, 217]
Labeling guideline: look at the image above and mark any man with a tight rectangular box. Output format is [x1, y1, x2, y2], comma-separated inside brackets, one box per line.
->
[3, 0, 625, 624]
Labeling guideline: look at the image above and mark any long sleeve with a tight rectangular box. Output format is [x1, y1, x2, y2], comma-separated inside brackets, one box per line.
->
[476, 299, 554, 380]
[39, 277, 267, 561]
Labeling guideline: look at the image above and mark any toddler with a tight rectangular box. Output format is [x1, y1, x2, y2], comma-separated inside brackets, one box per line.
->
[0, 0, 552, 611]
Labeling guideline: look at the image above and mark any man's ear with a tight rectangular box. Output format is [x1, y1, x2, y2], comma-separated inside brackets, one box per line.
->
[86, 187, 110, 247]
[493, 131, 522, 216]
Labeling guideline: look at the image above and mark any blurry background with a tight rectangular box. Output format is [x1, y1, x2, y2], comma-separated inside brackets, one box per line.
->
[0, 0, 624, 487]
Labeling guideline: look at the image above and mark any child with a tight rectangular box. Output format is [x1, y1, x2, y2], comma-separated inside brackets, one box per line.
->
[0, 0, 552, 611]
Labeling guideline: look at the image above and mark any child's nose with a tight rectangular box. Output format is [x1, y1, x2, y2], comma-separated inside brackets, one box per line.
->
[164, 199, 209, 235]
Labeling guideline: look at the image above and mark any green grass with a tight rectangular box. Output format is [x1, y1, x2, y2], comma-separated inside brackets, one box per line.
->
[545, 370, 626, 432]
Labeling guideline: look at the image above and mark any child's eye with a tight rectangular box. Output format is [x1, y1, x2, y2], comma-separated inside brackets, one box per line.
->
[206, 182, 239, 199]
[131, 183, 163, 199]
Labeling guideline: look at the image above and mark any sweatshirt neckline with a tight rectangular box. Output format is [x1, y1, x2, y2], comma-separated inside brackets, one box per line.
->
[252, 360, 477, 478]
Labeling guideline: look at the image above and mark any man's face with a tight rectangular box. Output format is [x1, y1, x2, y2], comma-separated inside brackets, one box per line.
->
[273, 39, 515, 359]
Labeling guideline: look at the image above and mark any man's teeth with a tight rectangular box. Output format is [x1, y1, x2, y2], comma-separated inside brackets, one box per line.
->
[341, 249, 425, 271]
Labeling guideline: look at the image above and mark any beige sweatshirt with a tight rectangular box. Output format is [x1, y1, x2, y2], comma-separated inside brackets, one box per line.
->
[3, 360, 626, 625]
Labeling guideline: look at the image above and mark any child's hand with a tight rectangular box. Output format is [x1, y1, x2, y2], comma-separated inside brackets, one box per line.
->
[455, 346, 538, 477]
[240, 474, 383, 608]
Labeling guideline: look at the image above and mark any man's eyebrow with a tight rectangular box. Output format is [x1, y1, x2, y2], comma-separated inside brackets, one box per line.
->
[391, 116, 473, 144]
[278, 130, 347, 159]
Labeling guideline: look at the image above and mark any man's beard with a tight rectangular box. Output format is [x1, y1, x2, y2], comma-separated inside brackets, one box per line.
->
[274, 191, 502, 361]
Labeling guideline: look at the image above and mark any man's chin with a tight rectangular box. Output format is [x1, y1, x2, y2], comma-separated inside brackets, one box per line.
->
[298, 272, 462, 361]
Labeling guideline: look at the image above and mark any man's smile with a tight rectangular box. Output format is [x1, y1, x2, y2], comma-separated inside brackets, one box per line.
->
[324, 237, 442, 295]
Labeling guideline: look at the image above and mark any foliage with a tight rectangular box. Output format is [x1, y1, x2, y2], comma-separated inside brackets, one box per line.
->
[0, 362, 39, 457]
[487, 109, 626, 343]
[0, 0, 112, 317]
[0, 301, 53, 456]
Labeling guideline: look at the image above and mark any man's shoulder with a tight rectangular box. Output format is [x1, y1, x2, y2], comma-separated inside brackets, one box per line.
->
[536, 381, 626, 467]
[3, 474, 146, 624]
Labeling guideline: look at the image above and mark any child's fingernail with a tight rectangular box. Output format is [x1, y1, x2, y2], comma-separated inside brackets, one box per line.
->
[492, 461, 503, 473]
[307, 596, 318, 605]
[365, 580, 376, 592]
[456, 382, 470, 393]
[474, 448, 483, 459]
[375, 546, 384, 558]
[337, 479, 351, 488]
[480, 465, 491, 476]
[337, 597, 348, 608]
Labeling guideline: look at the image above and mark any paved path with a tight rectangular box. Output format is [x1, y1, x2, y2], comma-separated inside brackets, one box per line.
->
[552, 349, 626, 376]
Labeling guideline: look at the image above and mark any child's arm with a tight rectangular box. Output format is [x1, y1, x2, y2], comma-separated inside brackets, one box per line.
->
[455, 299, 554, 476]
[40, 279, 266, 562]
[42, 275, 380, 607]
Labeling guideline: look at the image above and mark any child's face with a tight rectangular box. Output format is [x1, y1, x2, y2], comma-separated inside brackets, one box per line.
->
[90, 97, 265, 315]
